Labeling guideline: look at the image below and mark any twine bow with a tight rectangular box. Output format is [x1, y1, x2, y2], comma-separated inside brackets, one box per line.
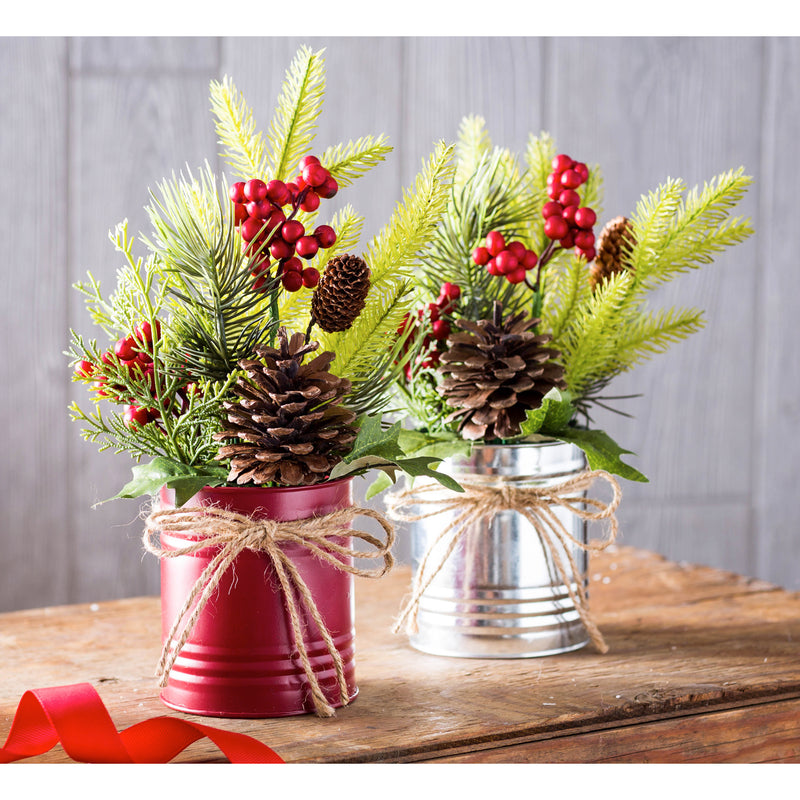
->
[385, 469, 621, 654]
[143, 504, 395, 718]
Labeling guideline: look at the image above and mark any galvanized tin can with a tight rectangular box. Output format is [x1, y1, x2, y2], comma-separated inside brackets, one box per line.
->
[408, 441, 589, 658]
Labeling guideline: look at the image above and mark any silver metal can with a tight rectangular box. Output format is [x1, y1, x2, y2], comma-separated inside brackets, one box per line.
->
[408, 440, 589, 658]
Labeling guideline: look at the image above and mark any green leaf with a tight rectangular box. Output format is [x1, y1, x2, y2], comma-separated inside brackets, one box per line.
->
[555, 427, 648, 483]
[342, 415, 405, 464]
[518, 388, 576, 437]
[104, 456, 229, 507]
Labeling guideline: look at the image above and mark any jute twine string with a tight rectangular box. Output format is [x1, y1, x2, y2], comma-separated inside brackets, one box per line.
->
[385, 469, 621, 654]
[143, 504, 395, 718]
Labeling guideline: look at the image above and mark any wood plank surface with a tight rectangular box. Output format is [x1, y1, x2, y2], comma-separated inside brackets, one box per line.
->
[1, 546, 798, 764]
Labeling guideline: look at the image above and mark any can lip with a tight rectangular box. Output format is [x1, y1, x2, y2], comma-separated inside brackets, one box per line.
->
[466, 437, 565, 450]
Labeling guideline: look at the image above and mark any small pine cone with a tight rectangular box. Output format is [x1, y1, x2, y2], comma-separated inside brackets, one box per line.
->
[590, 215, 636, 291]
[437, 303, 567, 441]
[213, 328, 357, 486]
[310, 254, 371, 333]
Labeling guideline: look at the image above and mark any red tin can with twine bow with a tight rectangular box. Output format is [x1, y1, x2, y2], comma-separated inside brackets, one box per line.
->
[148, 477, 393, 719]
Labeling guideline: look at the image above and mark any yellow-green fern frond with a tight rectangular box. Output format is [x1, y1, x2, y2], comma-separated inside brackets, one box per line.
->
[320, 134, 392, 188]
[541, 252, 593, 346]
[209, 77, 268, 181]
[265, 45, 327, 182]
[454, 115, 492, 189]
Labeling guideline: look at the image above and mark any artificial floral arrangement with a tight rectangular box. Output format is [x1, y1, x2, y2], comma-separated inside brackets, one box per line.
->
[66, 46, 462, 508]
[380, 115, 753, 492]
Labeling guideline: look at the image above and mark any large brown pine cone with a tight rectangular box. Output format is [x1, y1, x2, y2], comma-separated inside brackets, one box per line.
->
[310, 254, 371, 333]
[214, 328, 357, 486]
[437, 303, 567, 441]
[589, 215, 636, 291]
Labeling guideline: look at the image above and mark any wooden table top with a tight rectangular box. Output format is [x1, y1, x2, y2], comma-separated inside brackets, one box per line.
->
[2, 545, 799, 763]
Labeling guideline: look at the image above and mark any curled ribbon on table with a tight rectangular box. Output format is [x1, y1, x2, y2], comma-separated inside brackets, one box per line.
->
[143, 504, 394, 718]
[385, 469, 621, 654]
[0, 683, 283, 763]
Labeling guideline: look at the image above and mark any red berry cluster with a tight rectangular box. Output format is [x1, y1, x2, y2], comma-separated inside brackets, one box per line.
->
[472, 231, 539, 285]
[229, 155, 339, 293]
[543, 153, 597, 262]
[74, 321, 195, 430]
[396, 283, 461, 378]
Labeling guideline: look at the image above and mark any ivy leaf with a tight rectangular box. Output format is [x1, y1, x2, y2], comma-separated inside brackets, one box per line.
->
[518, 387, 576, 438]
[555, 427, 649, 483]
[103, 456, 229, 507]
[342, 415, 405, 464]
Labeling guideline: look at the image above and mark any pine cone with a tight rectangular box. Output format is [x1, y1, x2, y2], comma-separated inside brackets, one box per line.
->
[310, 254, 371, 333]
[590, 215, 636, 291]
[214, 328, 357, 486]
[437, 304, 567, 441]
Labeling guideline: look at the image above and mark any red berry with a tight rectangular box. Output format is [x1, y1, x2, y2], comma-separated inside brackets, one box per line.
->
[438, 282, 461, 305]
[574, 162, 589, 182]
[301, 267, 320, 288]
[249, 257, 270, 277]
[562, 205, 578, 226]
[229, 181, 246, 204]
[281, 270, 304, 292]
[294, 174, 307, 191]
[543, 216, 569, 240]
[495, 250, 519, 274]
[574, 207, 597, 229]
[522, 249, 539, 270]
[560, 169, 582, 189]
[547, 183, 562, 201]
[472, 246, 490, 265]
[298, 154, 320, 171]
[270, 238, 293, 261]
[300, 191, 321, 213]
[316, 174, 339, 199]
[74, 359, 94, 378]
[240, 216, 265, 242]
[507, 240, 526, 259]
[559, 189, 581, 208]
[574, 229, 596, 250]
[233, 202, 248, 225]
[135, 319, 160, 343]
[246, 199, 272, 219]
[282, 256, 303, 273]
[281, 219, 305, 244]
[542, 201, 563, 219]
[114, 336, 137, 361]
[243, 179, 267, 203]
[295, 235, 319, 259]
[426, 303, 440, 322]
[123, 404, 150, 429]
[285, 182, 300, 201]
[302, 163, 329, 188]
[486, 258, 501, 277]
[506, 268, 527, 284]
[252, 275, 268, 292]
[577, 246, 597, 262]
[551, 154, 574, 172]
[314, 224, 337, 248]
[266, 207, 286, 233]
[431, 319, 451, 341]
[560, 231, 575, 249]
[485, 230, 505, 256]
[266, 180, 291, 206]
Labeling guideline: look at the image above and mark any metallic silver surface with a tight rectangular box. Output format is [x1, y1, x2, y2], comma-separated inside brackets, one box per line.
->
[409, 441, 590, 658]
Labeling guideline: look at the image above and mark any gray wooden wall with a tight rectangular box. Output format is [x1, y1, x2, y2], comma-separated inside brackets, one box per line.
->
[2, 36, 798, 613]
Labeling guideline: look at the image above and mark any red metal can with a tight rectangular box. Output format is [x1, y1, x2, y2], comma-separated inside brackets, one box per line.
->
[157, 479, 356, 718]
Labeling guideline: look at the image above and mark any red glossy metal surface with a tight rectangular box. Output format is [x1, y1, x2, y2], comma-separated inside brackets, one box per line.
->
[158, 479, 356, 718]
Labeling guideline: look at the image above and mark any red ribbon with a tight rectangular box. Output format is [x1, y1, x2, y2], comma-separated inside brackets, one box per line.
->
[0, 683, 284, 764]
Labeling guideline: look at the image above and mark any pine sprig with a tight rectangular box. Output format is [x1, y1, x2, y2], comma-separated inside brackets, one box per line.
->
[143, 164, 280, 381]
[265, 45, 327, 183]
[454, 115, 493, 190]
[209, 76, 268, 181]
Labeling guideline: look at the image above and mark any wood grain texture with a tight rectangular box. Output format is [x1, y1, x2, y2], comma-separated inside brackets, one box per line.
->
[65, 40, 220, 606]
[0, 38, 71, 611]
[754, 38, 800, 591]
[0, 547, 797, 764]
